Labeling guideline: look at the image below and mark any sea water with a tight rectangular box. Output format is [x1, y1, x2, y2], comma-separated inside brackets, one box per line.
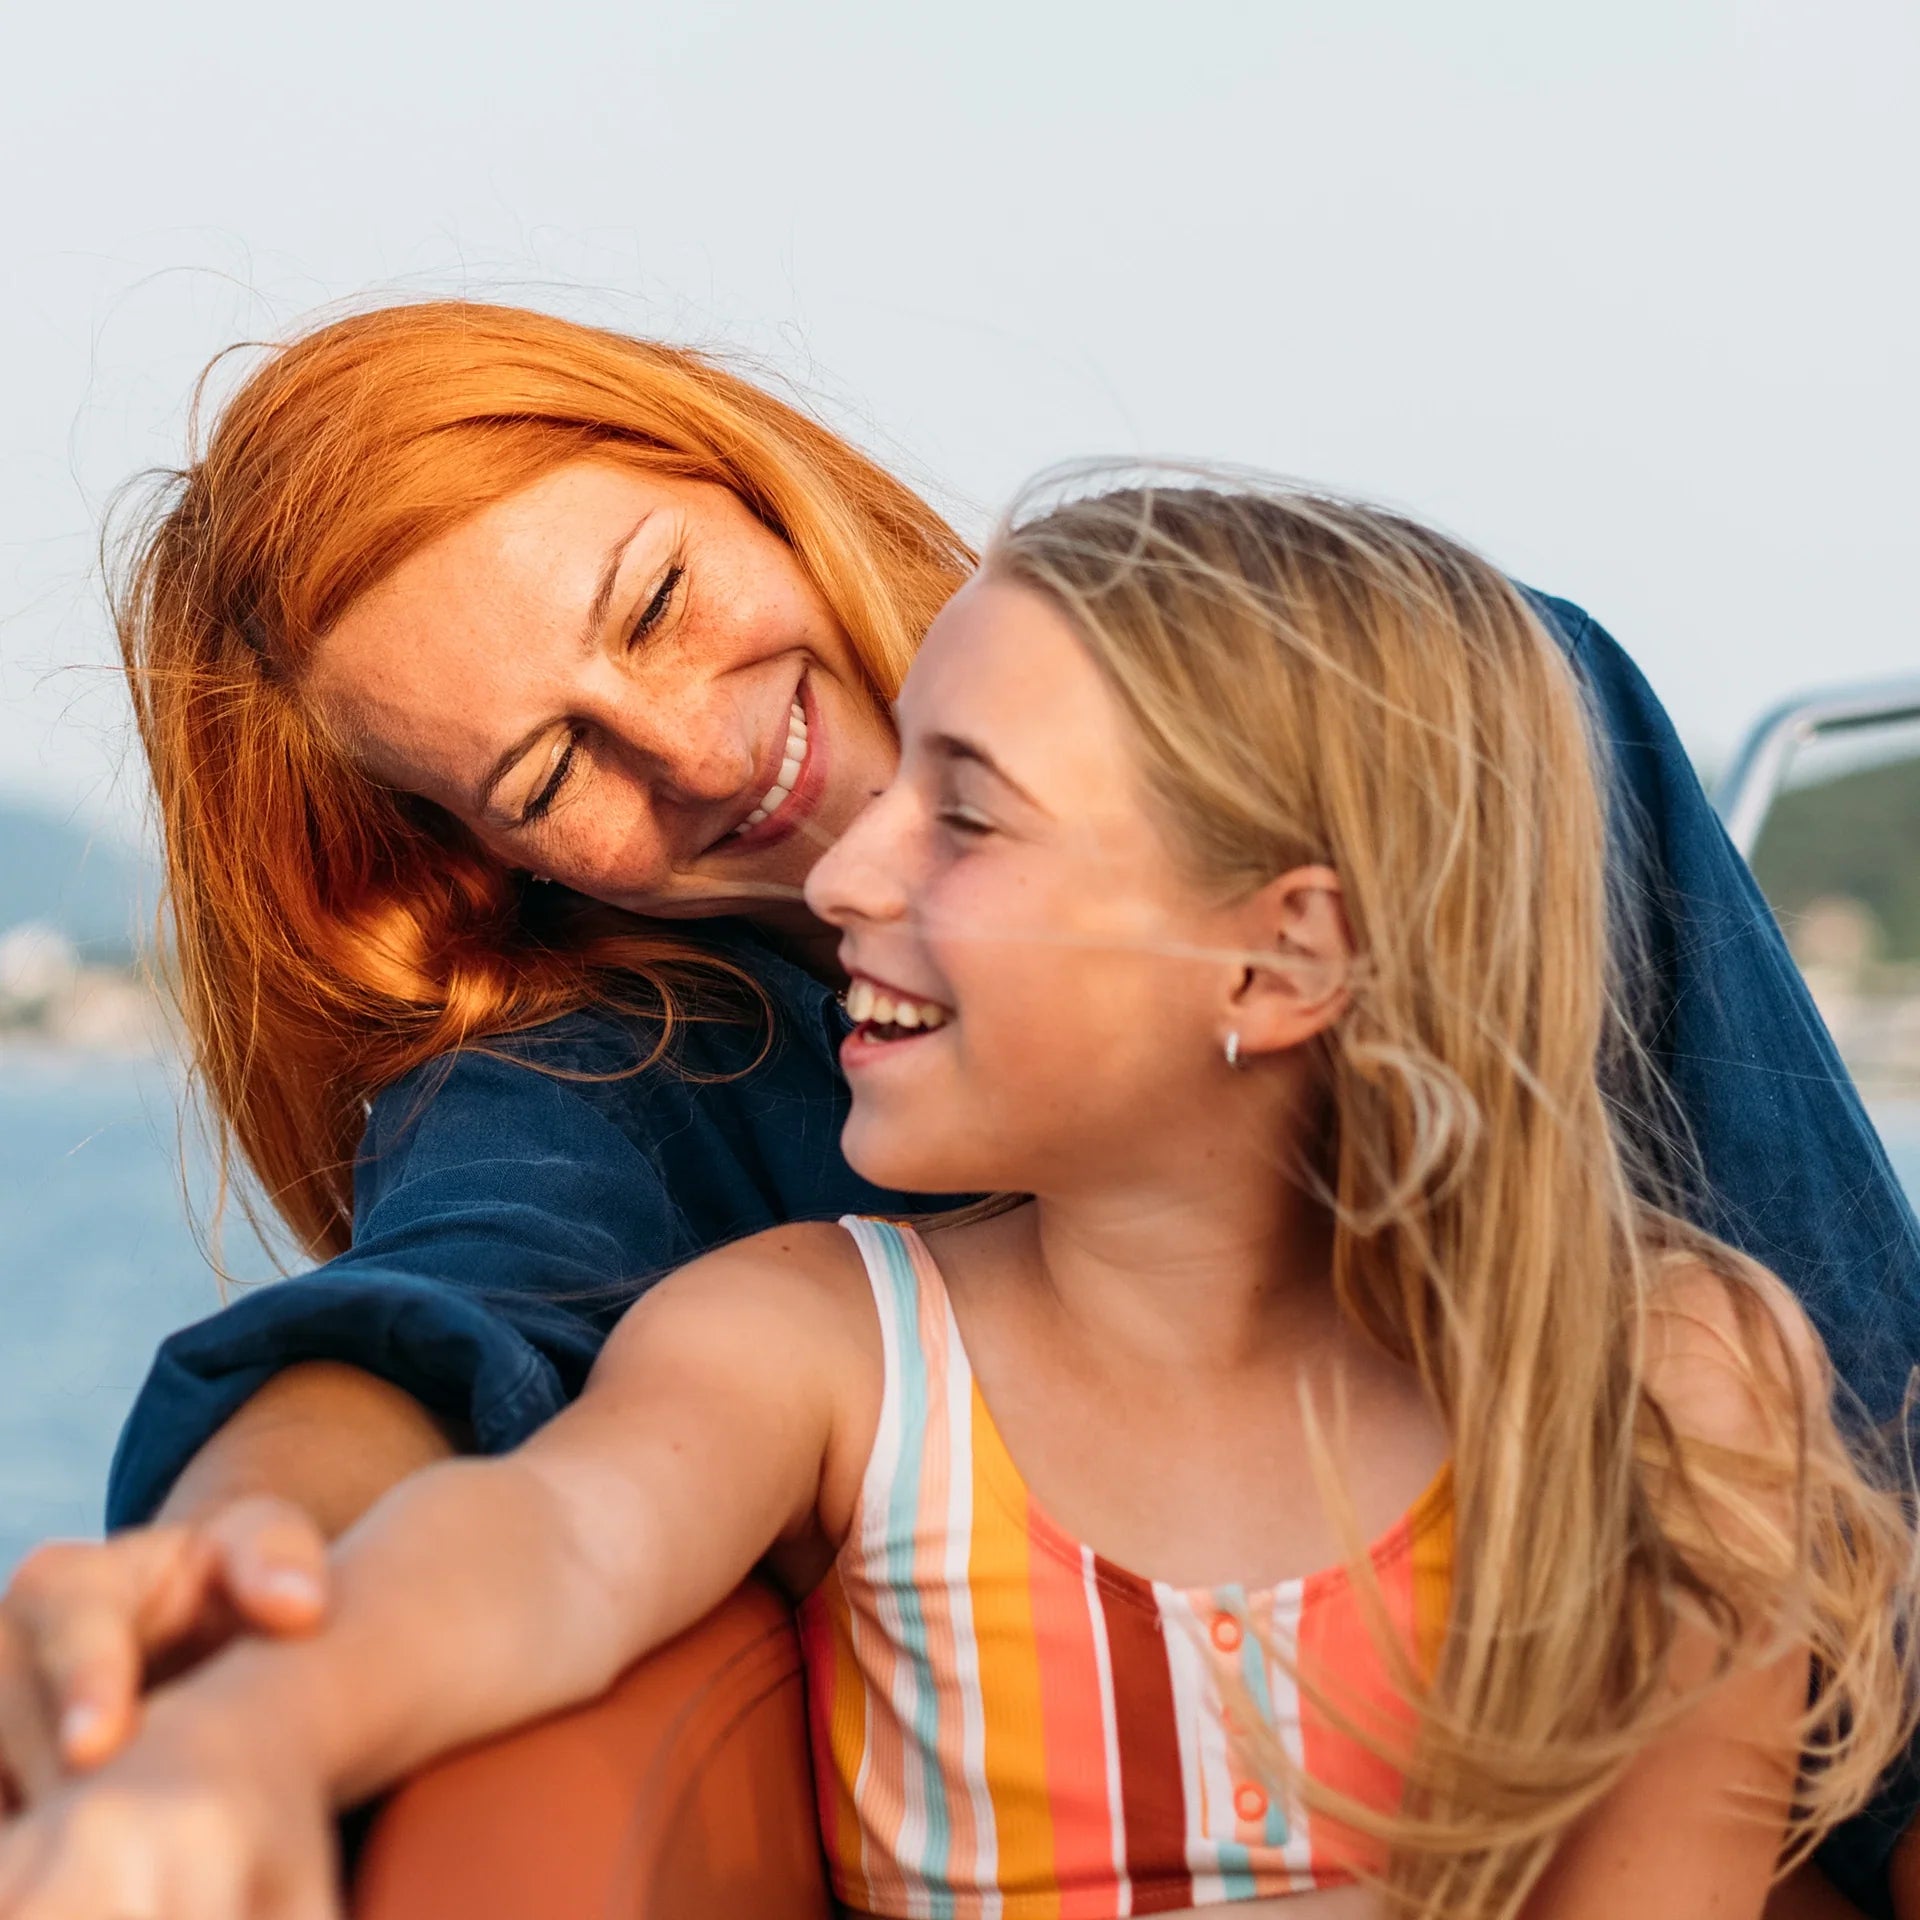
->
[2, 1054, 1919, 1581]
[0, 1048, 276, 1578]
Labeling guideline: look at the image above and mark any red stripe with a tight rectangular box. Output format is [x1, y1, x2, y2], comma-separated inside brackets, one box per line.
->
[1094, 1559, 1192, 1911]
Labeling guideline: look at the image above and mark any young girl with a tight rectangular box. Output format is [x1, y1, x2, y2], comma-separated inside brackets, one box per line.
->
[0, 479, 1910, 1920]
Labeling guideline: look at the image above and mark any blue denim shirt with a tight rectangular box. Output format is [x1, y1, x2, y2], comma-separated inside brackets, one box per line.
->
[105, 596, 1920, 1906]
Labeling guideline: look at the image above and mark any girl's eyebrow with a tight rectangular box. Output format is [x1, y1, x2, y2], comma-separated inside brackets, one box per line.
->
[928, 731, 1052, 817]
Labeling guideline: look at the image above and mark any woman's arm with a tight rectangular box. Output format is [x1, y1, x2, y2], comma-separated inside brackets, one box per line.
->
[153, 1363, 462, 1538]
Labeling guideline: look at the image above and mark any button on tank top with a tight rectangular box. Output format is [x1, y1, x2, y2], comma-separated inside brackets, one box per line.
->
[798, 1218, 1454, 1919]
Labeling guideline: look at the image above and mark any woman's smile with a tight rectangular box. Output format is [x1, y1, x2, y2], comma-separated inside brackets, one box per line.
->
[715, 672, 830, 853]
[302, 459, 900, 920]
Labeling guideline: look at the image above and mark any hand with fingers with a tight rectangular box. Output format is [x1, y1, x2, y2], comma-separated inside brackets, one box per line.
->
[0, 1680, 341, 1920]
[0, 1496, 327, 1810]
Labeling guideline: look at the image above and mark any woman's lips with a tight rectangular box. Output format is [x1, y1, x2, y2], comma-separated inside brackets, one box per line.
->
[722, 675, 829, 853]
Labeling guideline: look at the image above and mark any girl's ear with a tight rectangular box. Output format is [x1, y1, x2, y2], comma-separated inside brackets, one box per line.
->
[1226, 864, 1353, 1059]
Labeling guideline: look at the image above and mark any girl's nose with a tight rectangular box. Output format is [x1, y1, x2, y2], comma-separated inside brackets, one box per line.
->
[806, 782, 916, 929]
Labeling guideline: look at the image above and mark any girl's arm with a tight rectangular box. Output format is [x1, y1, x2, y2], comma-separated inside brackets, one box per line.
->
[222, 1221, 857, 1806]
[0, 1226, 861, 1916]
[0, 1023, 761, 1804]
[1524, 1265, 1826, 1920]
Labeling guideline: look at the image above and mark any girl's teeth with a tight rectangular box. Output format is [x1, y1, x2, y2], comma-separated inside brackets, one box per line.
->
[842, 979, 950, 1032]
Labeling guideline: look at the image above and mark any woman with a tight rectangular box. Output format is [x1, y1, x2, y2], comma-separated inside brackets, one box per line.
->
[0, 302, 1914, 1907]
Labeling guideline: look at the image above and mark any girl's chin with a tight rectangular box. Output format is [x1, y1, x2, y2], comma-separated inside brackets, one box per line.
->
[842, 1120, 987, 1200]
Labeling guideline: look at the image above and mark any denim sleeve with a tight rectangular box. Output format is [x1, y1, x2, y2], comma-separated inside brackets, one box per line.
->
[1544, 595, 1920, 1419]
[1542, 596, 1920, 1910]
[104, 1044, 688, 1531]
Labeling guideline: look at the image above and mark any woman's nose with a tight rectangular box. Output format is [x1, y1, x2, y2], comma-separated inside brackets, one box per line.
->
[805, 783, 916, 929]
[583, 667, 756, 807]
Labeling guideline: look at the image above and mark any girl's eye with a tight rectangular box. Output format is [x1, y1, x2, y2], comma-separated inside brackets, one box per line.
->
[520, 727, 583, 827]
[629, 563, 684, 648]
[938, 804, 995, 838]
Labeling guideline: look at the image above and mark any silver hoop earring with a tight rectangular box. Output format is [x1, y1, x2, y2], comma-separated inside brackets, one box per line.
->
[1224, 1031, 1242, 1069]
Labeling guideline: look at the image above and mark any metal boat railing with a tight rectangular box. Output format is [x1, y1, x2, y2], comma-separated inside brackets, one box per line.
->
[1713, 677, 1920, 859]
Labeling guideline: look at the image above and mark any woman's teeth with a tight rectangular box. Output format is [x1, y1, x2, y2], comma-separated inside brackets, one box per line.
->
[845, 977, 950, 1032]
[735, 698, 808, 833]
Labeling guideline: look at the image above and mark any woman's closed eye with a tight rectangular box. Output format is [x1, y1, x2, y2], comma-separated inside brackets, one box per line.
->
[628, 562, 685, 649]
[520, 727, 583, 827]
[517, 563, 686, 828]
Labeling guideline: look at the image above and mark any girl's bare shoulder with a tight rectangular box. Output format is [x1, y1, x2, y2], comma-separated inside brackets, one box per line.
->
[1641, 1246, 1828, 1452]
[594, 1219, 885, 1396]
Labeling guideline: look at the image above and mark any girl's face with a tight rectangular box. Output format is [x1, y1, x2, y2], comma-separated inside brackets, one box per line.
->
[806, 574, 1311, 1200]
[304, 459, 899, 924]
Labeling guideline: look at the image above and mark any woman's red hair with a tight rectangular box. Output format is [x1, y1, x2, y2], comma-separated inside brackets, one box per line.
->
[112, 301, 972, 1258]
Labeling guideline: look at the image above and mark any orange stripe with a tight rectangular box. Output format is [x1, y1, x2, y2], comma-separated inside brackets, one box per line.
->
[1029, 1535, 1114, 1917]
[1294, 1488, 1452, 1882]
[798, 1575, 866, 1898]
[1410, 1492, 1453, 1684]
[968, 1382, 1061, 1916]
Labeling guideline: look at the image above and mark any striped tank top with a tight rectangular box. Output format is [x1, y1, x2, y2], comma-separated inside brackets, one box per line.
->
[798, 1218, 1453, 1919]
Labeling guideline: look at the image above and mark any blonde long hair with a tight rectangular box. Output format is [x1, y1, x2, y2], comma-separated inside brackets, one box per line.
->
[990, 474, 1917, 1916]
[110, 300, 973, 1257]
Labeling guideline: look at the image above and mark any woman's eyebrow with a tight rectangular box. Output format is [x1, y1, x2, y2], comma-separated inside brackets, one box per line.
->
[581, 510, 656, 648]
[928, 731, 1052, 816]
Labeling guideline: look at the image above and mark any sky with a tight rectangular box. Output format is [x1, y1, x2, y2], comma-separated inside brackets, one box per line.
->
[1, 0, 1915, 841]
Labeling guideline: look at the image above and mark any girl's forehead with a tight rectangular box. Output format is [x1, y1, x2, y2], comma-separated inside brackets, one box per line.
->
[900, 578, 1137, 807]
[906, 577, 1084, 716]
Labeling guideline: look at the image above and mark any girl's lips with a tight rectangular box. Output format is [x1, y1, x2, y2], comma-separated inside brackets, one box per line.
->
[840, 1022, 950, 1072]
[721, 674, 829, 853]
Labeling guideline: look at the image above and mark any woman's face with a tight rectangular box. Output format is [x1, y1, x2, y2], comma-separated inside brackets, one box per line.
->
[303, 458, 900, 923]
[805, 574, 1275, 1200]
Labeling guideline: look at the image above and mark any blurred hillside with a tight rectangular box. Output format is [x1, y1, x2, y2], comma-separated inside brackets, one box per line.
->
[1752, 753, 1920, 964]
[0, 800, 150, 963]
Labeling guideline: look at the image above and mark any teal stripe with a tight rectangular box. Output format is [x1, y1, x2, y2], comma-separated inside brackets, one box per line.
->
[1231, 1589, 1291, 1852]
[868, 1223, 955, 1915]
[1191, 1585, 1292, 1893]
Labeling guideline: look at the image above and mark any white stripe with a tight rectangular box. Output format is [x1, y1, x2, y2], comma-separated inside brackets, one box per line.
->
[940, 1289, 1000, 1918]
[844, 1220, 909, 1910]
[1155, 1583, 1230, 1905]
[1083, 1546, 1132, 1918]
[865, 1228, 934, 1905]
[1263, 1581, 1318, 1888]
